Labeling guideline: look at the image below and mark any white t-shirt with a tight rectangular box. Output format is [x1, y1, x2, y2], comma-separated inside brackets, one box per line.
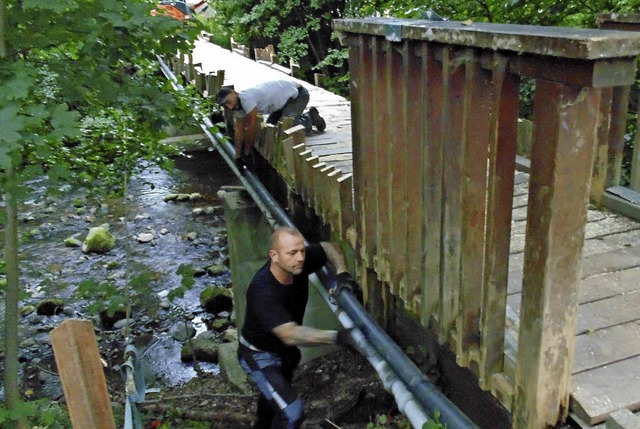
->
[236, 79, 299, 117]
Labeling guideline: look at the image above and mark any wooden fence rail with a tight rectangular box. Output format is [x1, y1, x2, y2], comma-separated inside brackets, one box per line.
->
[332, 18, 640, 429]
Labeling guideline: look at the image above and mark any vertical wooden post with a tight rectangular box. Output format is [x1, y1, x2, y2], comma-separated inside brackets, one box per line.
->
[631, 106, 640, 192]
[389, 42, 409, 297]
[480, 53, 519, 390]
[590, 87, 613, 205]
[514, 81, 601, 429]
[458, 50, 491, 368]
[50, 319, 116, 429]
[419, 42, 443, 328]
[404, 41, 425, 313]
[439, 46, 465, 345]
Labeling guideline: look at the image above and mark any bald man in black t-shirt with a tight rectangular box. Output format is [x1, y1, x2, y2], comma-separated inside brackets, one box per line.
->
[238, 227, 355, 429]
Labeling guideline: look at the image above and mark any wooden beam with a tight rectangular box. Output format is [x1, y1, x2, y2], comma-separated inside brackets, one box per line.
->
[514, 80, 601, 429]
[50, 319, 116, 429]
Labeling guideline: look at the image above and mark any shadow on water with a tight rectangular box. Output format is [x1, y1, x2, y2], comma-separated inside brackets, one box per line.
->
[0, 150, 242, 398]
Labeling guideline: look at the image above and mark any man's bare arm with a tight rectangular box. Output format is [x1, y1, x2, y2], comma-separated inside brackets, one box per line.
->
[272, 322, 337, 346]
[320, 242, 347, 274]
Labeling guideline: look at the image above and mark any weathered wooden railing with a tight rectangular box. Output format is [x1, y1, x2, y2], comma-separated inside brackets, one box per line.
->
[593, 13, 640, 204]
[332, 18, 640, 429]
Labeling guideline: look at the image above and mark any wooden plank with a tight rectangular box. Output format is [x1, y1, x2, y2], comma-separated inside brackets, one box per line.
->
[319, 164, 336, 221]
[373, 39, 392, 284]
[352, 35, 376, 268]
[480, 53, 519, 389]
[388, 41, 409, 296]
[571, 355, 640, 425]
[50, 319, 116, 429]
[310, 161, 326, 217]
[606, 86, 631, 188]
[573, 322, 640, 373]
[439, 46, 465, 345]
[590, 87, 613, 205]
[514, 81, 601, 429]
[418, 42, 443, 327]
[405, 41, 426, 310]
[576, 290, 640, 334]
[509, 211, 640, 254]
[339, 174, 354, 241]
[458, 50, 491, 368]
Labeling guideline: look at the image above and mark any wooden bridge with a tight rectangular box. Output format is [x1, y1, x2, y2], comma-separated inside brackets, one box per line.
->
[174, 14, 640, 429]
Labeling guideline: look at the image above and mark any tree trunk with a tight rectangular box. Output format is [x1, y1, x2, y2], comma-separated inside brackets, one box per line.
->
[3, 167, 28, 429]
[1, 4, 28, 425]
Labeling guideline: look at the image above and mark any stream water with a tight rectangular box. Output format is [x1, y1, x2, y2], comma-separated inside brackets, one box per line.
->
[0, 150, 241, 399]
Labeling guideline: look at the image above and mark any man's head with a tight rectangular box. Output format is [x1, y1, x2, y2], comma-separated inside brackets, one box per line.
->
[215, 87, 240, 111]
[269, 227, 305, 278]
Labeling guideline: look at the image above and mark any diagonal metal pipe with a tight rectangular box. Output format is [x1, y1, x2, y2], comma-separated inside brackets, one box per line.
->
[157, 55, 478, 429]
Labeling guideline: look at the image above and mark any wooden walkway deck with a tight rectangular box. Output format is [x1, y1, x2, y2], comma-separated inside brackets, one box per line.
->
[190, 36, 640, 427]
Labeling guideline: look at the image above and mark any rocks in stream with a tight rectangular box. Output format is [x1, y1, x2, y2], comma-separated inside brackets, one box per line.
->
[180, 330, 218, 363]
[163, 192, 202, 202]
[82, 224, 116, 254]
[199, 286, 232, 314]
[36, 298, 65, 316]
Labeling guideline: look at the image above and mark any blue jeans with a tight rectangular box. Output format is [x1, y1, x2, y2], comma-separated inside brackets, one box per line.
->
[266, 86, 311, 131]
[238, 344, 303, 429]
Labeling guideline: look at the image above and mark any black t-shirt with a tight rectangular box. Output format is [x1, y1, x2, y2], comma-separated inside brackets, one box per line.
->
[241, 243, 327, 354]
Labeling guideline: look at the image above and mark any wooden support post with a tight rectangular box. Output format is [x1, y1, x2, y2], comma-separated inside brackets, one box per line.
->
[418, 42, 444, 328]
[479, 54, 519, 390]
[590, 87, 613, 206]
[606, 86, 630, 188]
[458, 49, 491, 369]
[631, 103, 640, 192]
[439, 46, 465, 345]
[50, 319, 116, 429]
[514, 80, 601, 429]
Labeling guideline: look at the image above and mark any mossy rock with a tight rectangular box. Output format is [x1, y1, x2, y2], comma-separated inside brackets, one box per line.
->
[36, 298, 64, 316]
[82, 226, 116, 254]
[199, 286, 232, 314]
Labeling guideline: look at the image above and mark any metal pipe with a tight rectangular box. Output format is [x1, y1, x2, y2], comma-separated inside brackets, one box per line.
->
[158, 55, 477, 429]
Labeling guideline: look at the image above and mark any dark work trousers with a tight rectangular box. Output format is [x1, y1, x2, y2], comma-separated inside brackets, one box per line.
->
[266, 86, 311, 131]
[238, 343, 303, 429]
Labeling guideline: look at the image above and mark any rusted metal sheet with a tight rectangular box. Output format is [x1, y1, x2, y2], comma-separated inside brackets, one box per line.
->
[458, 49, 492, 368]
[514, 81, 601, 429]
[480, 54, 519, 391]
[439, 46, 465, 345]
[334, 18, 640, 60]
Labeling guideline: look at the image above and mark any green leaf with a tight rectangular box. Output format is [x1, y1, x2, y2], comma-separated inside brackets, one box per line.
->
[50, 104, 81, 139]
[0, 105, 24, 143]
[23, 0, 78, 12]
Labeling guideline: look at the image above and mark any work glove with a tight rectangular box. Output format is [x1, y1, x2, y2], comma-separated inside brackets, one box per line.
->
[336, 328, 359, 354]
[332, 272, 358, 296]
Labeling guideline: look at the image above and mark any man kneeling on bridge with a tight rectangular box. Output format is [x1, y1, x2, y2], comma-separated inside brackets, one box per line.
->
[216, 79, 326, 172]
[238, 226, 356, 429]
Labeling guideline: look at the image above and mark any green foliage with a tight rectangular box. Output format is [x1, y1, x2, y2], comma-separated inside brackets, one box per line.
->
[423, 410, 447, 429]
[0, 399, 72, 428]
[0, 0, 203, 196]
[169, 263, 197, 301]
